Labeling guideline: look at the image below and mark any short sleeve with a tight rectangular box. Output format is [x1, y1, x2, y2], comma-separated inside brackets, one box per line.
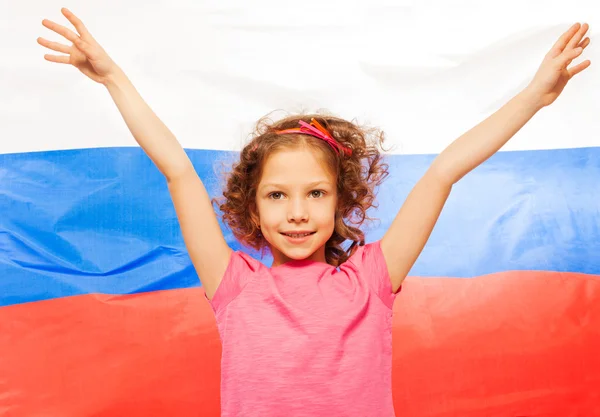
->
[205, 251, 262, 314]
[347, 240, 400, 309]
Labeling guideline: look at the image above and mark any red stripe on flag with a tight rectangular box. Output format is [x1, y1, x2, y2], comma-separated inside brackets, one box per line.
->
[1, 271, 599, 416]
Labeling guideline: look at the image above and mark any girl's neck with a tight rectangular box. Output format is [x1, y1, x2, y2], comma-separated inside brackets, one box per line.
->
[270, 245, 328, 268]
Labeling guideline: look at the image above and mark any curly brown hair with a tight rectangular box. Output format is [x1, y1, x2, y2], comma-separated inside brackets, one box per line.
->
[212, 112, 389, 266]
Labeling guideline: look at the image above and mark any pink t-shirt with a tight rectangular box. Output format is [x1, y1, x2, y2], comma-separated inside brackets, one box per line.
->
[207, 240, 399, 417]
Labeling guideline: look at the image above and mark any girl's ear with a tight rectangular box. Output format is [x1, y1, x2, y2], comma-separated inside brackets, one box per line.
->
[249, 205, 261, 229]
[334, 204, 343, 220]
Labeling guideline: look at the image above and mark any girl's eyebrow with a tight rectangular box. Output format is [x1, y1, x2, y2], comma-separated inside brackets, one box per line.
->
[259, 180, 332, 190]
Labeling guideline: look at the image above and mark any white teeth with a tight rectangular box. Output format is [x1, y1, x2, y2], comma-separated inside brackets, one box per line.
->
[285, 233, 312, 238]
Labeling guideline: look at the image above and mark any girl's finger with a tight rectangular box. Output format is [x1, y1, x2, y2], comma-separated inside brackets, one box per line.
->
[61, 8, 93, 39]
[568, 60, 592, 78]
[37, 37, 70, 54]
[579, 37, 591, 50]
[566, 23, 589, 51]
[74, 38, 96, 60]
[550, 23, 581, 53]
[561, 47, 584, 66]
[553, 46, 582, 70]
[44, 54, 70, 64]
[42, 19, 79, 44]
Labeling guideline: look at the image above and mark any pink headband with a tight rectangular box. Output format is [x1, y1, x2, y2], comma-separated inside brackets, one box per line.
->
[275, 118, 353, 156]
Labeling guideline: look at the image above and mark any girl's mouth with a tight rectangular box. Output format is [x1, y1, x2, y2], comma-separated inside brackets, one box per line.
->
[281, 232, 316, 243]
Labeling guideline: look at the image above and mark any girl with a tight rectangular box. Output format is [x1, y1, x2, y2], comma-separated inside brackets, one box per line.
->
[38, 9, 591, 417]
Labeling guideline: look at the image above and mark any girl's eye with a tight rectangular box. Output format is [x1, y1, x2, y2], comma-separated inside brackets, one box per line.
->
[268, 190, 325, 199]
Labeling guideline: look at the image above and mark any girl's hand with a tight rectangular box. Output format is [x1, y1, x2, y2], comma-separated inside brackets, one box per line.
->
[526, 23, 591, 108]
[37, 8, 119, 85]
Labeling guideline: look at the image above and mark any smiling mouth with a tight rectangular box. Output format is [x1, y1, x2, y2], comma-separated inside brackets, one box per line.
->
[281, 232, 316, 238]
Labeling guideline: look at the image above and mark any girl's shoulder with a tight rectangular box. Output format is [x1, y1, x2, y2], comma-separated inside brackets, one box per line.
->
[343, 240, 398, 308]
[345, 240, 385, 269]
[207, 250, 265, 313]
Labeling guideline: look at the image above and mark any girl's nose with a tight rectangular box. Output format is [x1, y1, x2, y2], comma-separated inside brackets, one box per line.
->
[287, 199, 308, 223]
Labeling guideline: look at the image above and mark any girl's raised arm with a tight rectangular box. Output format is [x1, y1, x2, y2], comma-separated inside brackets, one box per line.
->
[38, 8, 231, 298]
[380, 23, 591, 292]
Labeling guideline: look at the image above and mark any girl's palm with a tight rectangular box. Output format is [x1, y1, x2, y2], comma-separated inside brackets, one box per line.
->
[528, 23, 591, 107]
[38, 8, 117, 84]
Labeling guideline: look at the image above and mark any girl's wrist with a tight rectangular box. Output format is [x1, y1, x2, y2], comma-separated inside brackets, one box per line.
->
[520, 85, 548, 112]
[103, 65, 127, 89]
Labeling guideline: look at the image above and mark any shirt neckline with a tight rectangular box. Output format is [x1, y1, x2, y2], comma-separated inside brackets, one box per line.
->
[269, 258, 331, 270]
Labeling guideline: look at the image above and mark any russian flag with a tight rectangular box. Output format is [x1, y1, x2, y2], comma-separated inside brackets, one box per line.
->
[1, 2, 599, 416]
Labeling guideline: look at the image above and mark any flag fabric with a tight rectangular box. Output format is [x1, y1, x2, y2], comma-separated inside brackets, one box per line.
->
[1, 2, 599, 416]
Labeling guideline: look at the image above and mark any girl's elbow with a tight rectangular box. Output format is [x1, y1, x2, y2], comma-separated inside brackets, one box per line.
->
[426, 163, 458, 188]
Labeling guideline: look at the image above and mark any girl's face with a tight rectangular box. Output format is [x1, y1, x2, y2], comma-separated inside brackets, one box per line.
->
[256, 147, 337, 267]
